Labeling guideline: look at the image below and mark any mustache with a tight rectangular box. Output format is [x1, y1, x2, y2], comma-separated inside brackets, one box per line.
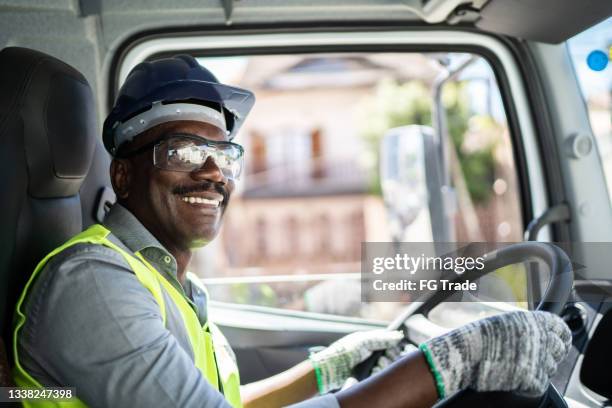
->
[173, 181, 230, 205]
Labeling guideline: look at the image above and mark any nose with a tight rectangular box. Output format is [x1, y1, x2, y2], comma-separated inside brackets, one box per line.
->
[190, 156, 226, 184]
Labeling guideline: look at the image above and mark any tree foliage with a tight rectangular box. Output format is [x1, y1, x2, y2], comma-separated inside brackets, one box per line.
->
[359, 79, 497, 204]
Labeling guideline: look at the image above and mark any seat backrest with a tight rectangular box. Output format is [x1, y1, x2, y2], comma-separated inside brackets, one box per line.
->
[0, 47, 113, 366]
[0, 336, 13, 386]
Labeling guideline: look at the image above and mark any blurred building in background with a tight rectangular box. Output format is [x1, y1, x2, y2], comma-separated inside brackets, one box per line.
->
[190, 52, 526, 319]
[223, 54, 438, 271]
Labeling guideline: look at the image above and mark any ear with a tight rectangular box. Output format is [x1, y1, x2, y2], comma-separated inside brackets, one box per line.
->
[110, 158, 132, 200]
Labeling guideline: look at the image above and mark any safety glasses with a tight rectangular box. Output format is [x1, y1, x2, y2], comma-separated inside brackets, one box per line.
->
[122, 133, 244, 180]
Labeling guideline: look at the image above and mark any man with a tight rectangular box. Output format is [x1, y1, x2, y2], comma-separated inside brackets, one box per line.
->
[12, 55, 572, 408]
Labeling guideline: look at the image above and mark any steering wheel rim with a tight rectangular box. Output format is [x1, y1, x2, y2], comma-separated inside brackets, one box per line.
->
[352, 242, 573, 406]
[391, 242, 573, 327]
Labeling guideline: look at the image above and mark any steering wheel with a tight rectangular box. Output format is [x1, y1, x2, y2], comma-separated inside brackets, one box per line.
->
[352, 242, 573, 408]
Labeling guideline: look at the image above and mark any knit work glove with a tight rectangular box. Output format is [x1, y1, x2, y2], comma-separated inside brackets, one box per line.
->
[419, 310, 572, 399]
[309, 330, 404, 393]
[372, 342, 419, 375]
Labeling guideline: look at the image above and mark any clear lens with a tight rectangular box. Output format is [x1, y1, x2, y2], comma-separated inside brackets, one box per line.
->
[154, 135, 243, 179]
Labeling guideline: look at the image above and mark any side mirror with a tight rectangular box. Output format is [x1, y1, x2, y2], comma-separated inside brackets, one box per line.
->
[380, 125, 455, 242]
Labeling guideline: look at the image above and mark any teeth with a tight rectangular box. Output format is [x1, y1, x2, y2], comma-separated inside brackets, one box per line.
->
[181, 196, 220, 207]
[204, 198, 220, 206]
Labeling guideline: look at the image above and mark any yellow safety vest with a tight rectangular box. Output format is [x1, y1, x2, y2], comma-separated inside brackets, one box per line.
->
[12, 224, 242, 408]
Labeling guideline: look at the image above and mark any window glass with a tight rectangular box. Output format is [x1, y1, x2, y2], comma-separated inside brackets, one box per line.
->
[188, 52, 524, 321]
[568, 18, 612, 204]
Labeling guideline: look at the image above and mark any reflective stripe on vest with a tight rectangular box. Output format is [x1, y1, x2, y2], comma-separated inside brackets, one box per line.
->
[12, 224, 242, 408]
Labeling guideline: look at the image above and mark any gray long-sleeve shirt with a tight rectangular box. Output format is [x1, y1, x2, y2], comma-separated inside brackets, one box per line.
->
[16, 204, 338, 408]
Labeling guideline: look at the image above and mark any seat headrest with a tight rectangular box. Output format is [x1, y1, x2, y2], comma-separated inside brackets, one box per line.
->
[0, 47, 96, 198]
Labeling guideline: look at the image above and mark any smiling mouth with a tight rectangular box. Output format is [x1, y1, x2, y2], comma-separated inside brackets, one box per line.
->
[180, 196, 222, 207]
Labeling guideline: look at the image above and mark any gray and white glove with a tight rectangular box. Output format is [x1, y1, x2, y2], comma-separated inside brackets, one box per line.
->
[420, 310, 572, 399]
[309, 330, 403, 393]
[371, 342, 418, 375]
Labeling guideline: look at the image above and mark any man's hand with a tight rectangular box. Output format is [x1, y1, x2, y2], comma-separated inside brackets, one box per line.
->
[420, 310, 572, 399]
[309, 330, 404, 393]
[371, 342, 418, 375]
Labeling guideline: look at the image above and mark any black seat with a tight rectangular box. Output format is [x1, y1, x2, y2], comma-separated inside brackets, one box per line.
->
[0, 47, 114, 380]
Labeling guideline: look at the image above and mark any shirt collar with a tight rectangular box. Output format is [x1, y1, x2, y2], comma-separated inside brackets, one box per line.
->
[103, 203, 207, 322]
[103, 203, 169, 256]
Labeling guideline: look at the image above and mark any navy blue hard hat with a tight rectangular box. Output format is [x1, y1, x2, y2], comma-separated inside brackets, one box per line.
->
[103, 54, 255, 156]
